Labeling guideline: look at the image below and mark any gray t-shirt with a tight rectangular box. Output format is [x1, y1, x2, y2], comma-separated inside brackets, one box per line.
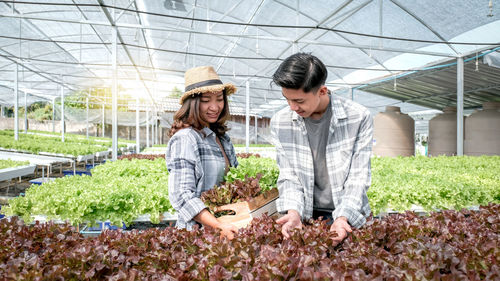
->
[304, 96, 334, 212]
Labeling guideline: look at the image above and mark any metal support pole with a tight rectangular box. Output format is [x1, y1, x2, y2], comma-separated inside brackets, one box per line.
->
[155, 111, 158, 145]
[60, 78, 65, 143]
[24, 91, 27, 133]
[349, 87, 354, 100]
[136, 96, 140, 153]
[111, 26, 118, 161]
[457, 57, 464, 156]
[146, 109, 149, 147]
[245, 80, 250, 153]
[153, 112, 157, 145]
[52, 97, 55, 133]
[155, 113, 158, 145]
[14, 64, 19, 140]
[151, 110, 154, 146]
[254, 115, 258, 144]
[102, 104, 105, 138]
[86, 96, 89, 139]
[151, 112, 154, 146]
[379, 0, 383, 48]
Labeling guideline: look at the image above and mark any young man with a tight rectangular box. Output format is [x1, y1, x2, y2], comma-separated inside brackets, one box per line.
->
[271, 53, 372, 245]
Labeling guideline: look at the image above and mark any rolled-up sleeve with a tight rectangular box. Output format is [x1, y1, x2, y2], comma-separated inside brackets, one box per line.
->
[332, 110, 373, 228]
[166, 135, 206, 224]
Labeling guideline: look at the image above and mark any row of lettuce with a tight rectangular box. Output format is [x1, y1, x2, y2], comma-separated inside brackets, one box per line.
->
[0, 129, 131, 156]
[1, 155, 499, 226]
[0, 159, 30, 170]
[1, 205, 498, 280]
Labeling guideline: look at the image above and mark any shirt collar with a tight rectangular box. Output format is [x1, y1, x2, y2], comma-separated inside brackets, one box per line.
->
[201, 127, 229, 142]
[331, 96, 347, 120]
[201, 127, 215, 137]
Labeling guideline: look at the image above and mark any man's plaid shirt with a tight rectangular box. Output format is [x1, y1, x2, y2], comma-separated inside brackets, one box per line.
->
[270, 95, 372, 228]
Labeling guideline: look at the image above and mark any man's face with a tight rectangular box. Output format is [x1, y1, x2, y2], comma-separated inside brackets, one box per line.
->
[282, 86, 325, 118]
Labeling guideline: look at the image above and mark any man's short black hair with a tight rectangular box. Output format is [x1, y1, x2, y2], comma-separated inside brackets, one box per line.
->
[272, 52, 327, 93]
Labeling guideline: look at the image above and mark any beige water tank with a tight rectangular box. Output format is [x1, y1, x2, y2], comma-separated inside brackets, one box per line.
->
[428, 107, 463, 156]
[464, 102, 500, 156]
[373, 106, 415, 157]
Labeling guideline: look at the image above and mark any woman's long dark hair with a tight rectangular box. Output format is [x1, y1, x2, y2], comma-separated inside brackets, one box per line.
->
[168, 91, 230, 137]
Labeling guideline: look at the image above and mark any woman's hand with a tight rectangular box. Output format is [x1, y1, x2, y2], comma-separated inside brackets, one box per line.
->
[194, 209, 238, 240]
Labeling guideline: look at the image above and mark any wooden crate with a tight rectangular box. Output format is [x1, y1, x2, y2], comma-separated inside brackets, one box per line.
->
[213, 188, 279, 229]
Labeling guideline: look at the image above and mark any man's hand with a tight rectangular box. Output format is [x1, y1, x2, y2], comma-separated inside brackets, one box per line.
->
[276, 209, 303, 239]
[330, 216, 352, 246]
[217, 223, 238, 240]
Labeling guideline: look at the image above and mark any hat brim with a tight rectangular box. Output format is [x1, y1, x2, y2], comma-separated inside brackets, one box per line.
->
[180, 83, 237, 104]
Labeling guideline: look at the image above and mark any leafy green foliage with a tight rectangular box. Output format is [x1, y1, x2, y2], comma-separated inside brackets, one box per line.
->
[0, 159, 30, 170]
[2, 158, 172, 226]
[0, 204, 498, 280]
[118, 154, 165, 161]
[369, 156, 500, 215]
[0, 133, 106, 156]
[25, 102, 53, 121]
[225, 156, 279, 191]
[0, 129, 127, 155]
[168, 86, 183, 98]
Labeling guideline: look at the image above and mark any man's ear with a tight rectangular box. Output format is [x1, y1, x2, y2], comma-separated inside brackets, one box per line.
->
[318, 85, 328, 96]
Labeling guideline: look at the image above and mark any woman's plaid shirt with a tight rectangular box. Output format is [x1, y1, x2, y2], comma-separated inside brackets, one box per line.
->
[166, 127, 238, 229]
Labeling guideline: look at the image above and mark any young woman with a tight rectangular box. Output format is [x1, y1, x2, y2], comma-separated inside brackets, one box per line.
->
[166, 66, 238, 239]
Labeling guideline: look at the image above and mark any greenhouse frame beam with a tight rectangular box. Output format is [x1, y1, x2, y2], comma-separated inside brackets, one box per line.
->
[114, 0, 136, 23]
[52, 97, 55, 133]
[86, 96, 89, 139]
[378, 0, 383, 48]
[302, 0, 394, 78]
[96, 0, 156, 106]
[215, 0, 266, 72]
[0, 49, 79, 93]
[136, 95, 140, 153]
[23, 91, 27, 133]
[145, 109, 149, 148]
[130, 0, 157, 82]
[304, 0, 382, 81]
[101, 104, 105, 138]
[0, 13, 455, 58]
[60, 79, 65, 143]
[111, 26, 118, 161]
[389, 0, 459, 55]
[235, 0, 359, 92]
[254, 116, 258, 144]
[1, 2, 105, 85]
[14, 63, 18, 141]
[245, 80, 250, 153]
[456, 57, 464, 156]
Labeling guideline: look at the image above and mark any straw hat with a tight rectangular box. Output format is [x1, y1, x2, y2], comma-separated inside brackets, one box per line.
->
[180, 66, 237, 104]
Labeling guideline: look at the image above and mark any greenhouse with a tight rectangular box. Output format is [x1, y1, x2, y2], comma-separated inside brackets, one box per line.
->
[0, 0, 499, 280]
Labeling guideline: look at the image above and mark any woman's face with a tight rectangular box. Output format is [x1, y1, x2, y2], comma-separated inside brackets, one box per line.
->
[199, 90, 225, 123]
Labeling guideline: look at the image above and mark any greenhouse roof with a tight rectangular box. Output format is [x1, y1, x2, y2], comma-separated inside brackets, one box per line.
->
[0, 0, 499, 117]
[357, 48, 500, 110]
